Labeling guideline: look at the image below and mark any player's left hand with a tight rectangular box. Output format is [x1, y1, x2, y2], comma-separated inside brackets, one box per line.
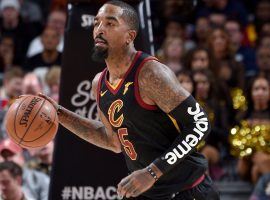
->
[117, 168, 155, 198]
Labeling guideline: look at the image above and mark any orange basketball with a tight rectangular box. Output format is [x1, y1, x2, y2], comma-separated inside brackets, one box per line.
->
[5, 95, 59, 149]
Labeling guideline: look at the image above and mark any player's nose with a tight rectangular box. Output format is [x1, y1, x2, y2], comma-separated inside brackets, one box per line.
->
[95, 21, 106, 35]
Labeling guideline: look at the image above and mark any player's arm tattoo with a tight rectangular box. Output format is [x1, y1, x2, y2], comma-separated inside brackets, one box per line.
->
[58, 109, 108, 148]
[138, 60, 189, 113]
[57, 73, 121, 153]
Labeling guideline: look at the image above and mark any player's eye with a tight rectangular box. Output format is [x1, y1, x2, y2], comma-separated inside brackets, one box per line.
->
[107, 22, 114, 26]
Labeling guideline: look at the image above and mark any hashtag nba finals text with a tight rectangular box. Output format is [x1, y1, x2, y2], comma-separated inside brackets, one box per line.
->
[61, 186, 121, 200]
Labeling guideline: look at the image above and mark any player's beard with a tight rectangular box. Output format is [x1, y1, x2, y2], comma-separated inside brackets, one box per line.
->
[91, 46, 108, 63]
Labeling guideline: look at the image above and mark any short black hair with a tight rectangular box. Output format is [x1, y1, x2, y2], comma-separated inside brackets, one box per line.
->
[106, 0, 139, 32]
[0, 161, 23, 178]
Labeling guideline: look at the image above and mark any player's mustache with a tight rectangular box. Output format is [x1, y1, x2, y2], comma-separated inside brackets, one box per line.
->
[95, 35, 108, 44]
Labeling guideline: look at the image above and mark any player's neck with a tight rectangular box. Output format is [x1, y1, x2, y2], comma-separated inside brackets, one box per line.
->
[105, 47, 137, 80]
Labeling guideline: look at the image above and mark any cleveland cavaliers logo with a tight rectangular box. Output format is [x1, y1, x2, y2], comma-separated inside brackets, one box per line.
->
[108, 99, 124, 127]
[108, 99, 138, 160]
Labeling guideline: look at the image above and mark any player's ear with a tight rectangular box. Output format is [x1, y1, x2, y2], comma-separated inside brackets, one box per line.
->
[127, 30, 137, 44]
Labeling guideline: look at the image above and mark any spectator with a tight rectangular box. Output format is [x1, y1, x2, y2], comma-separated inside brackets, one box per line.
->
[0, 161, 34, 200]
[209, 12, 226, 27]
[208, 28, 245, 89]
[236, 76, 270, 182]
[225, 19, 257, 77]
[260, 22, 270, 36]
[24, 27, 62, 71]
[237, 76, 270, 126]
[27, 9, 66, 57]
[193, 69, 230, 180]
[218, 60, 247, 117]
[164, 19, 184, 39]
[45, 65, 61, 102]
[0, 138, 49, 200]
[27, 141, 54, 176]
[208, 28, 232, 61]
[194, 16, 211, 48]
[250, 172, 270, 200]
[32, 0, 51, 21]
[0, 67, 23, 139]
[0, 35, 15, 72]
[0, 0, 41, 65]
[176, 70, 194, 94]
[163, 19, 195, 51]
[157, 37, 184, 73]
[254, 0, 270, 34]
[197, 0, 248, 26]
[185, 47, 214, 72]
[151, 0, 192, 50]
[20, 0, 43, 23]
[258, 35, 270, 48]
[22, 72, 43, 95]
[185, 47, 234, 120]
[0, 67, 23, 102]
[256, 46, 270, 80]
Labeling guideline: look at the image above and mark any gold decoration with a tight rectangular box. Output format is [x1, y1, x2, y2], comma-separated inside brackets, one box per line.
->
[230, 87, 247, 111]
[197, 140, 206, 150]
[229, 120, 270, 157]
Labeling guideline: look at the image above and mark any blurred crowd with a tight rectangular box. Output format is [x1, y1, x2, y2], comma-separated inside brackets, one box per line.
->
[150, 1, 270, 199]
[0, 0, 65, 199]
[0, 0, 269, 199]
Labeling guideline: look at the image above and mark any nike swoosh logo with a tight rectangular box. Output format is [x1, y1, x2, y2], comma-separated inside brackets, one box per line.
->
[100, 90, 108, 97]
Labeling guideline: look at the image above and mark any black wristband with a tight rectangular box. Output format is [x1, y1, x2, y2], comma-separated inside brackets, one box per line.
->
[146, 166, 158, 181]
[57, 105, 63, 115]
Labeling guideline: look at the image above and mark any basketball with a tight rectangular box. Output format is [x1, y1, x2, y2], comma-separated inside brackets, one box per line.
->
[4, 95, 59, 149]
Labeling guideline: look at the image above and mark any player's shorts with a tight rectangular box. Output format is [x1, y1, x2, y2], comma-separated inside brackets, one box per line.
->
[124, 175, 220, 200]
[171, 175, 220, 200]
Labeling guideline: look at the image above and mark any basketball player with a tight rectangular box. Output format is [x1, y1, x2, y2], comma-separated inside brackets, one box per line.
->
[40, 1, 219, 199]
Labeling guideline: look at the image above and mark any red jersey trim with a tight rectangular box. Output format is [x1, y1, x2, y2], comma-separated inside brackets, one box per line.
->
[184, 174, 205, 190]
[96, 69, 107, 106]
[105, 51, 142, 95]
[134, 57, 159, 110]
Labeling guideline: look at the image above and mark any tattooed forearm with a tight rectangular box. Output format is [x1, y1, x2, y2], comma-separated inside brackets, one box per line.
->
[58, 107, 120, 153]
[138, 60, 189, 113]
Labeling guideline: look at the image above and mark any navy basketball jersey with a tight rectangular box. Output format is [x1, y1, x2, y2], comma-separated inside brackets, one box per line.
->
[97, 51, 207, 199]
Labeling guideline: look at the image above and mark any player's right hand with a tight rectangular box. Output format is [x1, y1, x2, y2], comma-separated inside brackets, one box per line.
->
[38, 93, 59, 111]
[117, 168, 155, 198]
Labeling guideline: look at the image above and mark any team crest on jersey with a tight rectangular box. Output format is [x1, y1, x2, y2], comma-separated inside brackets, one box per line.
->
[108, 99, 124, 127]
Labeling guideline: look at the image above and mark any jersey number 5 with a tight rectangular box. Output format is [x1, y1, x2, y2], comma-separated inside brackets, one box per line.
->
[118, 128, 137, 160]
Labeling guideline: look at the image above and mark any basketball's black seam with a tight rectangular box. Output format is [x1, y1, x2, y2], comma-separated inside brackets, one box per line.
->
[19, 99, 46, 145]
[14, 96, 31, 140]
[18, 142, 48, 148]
[6, 126, 20, 144]
[22, 100, 58, 142]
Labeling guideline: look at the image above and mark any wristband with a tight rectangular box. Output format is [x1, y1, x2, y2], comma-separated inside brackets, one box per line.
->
[57, 105, 62, 115]
[146, 166, 158, 181]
